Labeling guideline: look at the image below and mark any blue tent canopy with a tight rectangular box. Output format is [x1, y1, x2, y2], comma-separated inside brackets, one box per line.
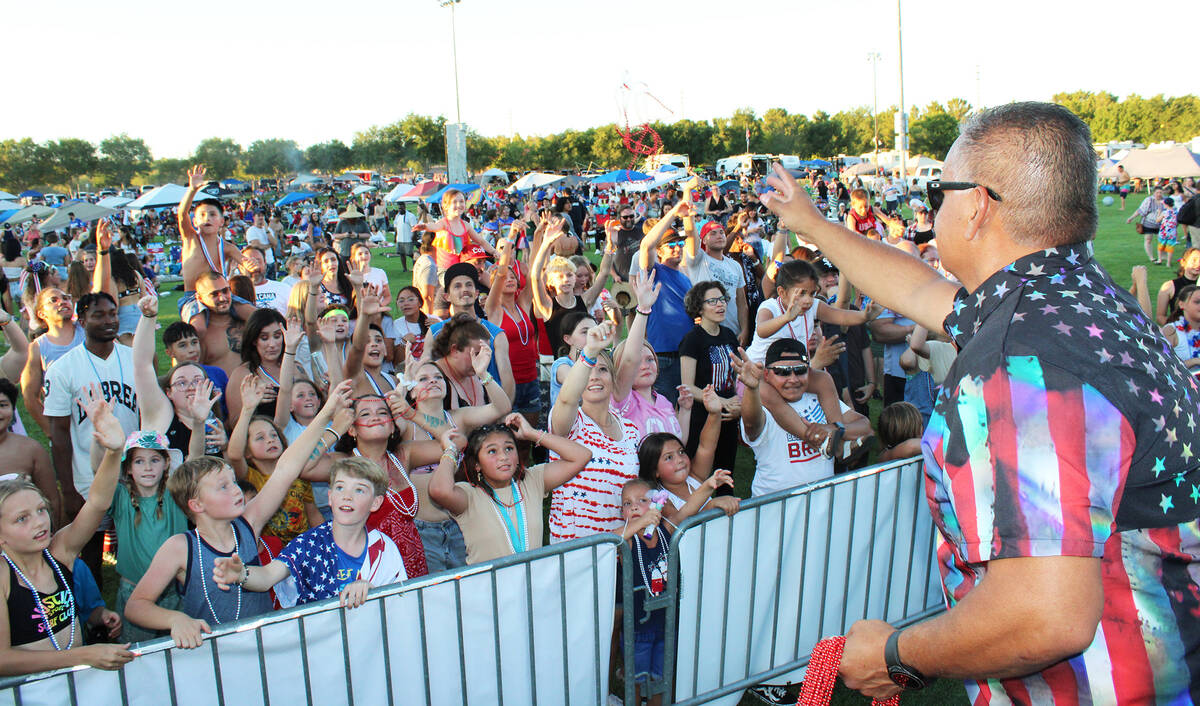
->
[590, 169, 650, 185]
[0, 209, 17, 222]
[275, 191, 320, 208]
[18, 190, 42, 198]
[424, 183, 480, 204]
[221, 178, 246, 185]
[807, 159, 833, 167]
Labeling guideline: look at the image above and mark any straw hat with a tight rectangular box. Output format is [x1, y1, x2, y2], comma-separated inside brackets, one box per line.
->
[610, 281, 637, 309]
[338, 203, 364, 219]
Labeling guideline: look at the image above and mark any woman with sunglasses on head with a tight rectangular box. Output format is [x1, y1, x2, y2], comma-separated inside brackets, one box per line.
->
[224, 309, 293, 422]
[547, 321, 641, 543]
[392, 286, 437, 375]
[678, 281, 742, 474]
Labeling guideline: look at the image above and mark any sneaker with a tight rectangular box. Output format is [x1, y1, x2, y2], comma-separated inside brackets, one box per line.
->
[748, 684, 792, 705]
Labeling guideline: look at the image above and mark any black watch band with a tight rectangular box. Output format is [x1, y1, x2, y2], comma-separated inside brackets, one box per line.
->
[885, 629, 931, 690]
[829, 421, 845, 455]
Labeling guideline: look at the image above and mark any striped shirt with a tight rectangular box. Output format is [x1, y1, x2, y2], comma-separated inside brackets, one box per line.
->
[548, 409, 640, 543]
[924, 241, 1200, 704]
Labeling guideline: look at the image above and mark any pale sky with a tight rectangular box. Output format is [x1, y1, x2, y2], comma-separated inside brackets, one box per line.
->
[7, 0, 1197, 159]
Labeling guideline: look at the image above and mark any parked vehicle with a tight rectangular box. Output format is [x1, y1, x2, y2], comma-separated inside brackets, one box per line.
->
[641, 153, 690, 172]
[715, 154, 771, 179]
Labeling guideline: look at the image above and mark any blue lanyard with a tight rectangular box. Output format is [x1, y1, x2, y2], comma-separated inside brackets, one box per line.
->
[491, 481, 526, 554]
[84, 345, 125, 391]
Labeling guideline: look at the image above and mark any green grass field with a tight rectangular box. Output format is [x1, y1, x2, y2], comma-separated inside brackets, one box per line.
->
[14, 192, 1171, 705]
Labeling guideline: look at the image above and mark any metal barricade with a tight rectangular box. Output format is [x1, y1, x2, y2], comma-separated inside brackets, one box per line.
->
[623, 456, 943, 706]
[0, 534, 625, 706]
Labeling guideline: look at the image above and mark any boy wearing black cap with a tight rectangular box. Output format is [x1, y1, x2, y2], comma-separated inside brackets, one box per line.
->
[422, 262, 515, 400]
[734, 340, 871, 497]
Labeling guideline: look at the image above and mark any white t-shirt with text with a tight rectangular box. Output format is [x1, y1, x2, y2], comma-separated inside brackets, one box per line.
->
[742, 391, 846, 497]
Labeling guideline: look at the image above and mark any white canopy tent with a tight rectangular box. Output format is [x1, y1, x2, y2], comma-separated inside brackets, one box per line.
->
[0, 190, 17, 201]
[351, 185, 377, 196]
[1, 204, 55, 225]
[476, 167, 509, 185]
[126, 184, 221, 210]
[96, 196, 133, 209]
[37, 203, 118, 232]
[0, 200, 21, 211]
[383, 183, 413, 202]
[509, 172, 565, 191]
[1117, 145, 1200, 179]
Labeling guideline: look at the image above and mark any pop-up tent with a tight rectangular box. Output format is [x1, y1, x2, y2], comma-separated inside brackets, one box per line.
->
[275, 191, 320, 208]
[0, 190, 17, 201]
[510, 172, 565, 192]
[425, 184, 481, 204]
[351, 185, 377, 196]
[590, 169, 650, 185]
[1118, 145, 1200, 179]
[96, 196, 133, 209]
[126, 184, 222, 210]
[396, 181, 441, 203]
[477, 167, 509, 185]
[37, 202, 118, 231]
[2, 204, 55, 224]
[383, 183, 413, 202]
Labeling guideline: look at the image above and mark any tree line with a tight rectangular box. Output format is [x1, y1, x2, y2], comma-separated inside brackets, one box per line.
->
[2, 92, 1196, 192]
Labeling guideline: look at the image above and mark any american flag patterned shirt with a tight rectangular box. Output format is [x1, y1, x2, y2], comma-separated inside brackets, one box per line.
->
[923, 241, 1199, 704]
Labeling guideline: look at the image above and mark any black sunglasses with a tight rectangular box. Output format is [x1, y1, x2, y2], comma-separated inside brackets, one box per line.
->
[767, 364, 809, 377]
[926, 181, 1002, 211]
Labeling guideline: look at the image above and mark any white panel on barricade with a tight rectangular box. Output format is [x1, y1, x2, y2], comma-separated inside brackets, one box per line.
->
[0, 538, 619, 706]
[672, 460, 942, 706]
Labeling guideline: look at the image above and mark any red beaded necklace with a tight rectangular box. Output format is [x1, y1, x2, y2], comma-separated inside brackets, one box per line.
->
[798, 636, 899, 706]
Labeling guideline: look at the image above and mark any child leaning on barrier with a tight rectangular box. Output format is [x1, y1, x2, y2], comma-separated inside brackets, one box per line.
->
[211, 457, 409, 609]
[124, 381, 355, 649]
[616, 475, 730, 706]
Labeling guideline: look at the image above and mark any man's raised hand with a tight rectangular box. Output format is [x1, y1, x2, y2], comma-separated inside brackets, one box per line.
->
[760, 162, 823, 235]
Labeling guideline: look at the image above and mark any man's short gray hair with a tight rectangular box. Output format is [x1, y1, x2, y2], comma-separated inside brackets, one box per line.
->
[956, 102, 1097, 247]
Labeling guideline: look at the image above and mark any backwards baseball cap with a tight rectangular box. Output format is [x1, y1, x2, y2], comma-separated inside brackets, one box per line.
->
[443, 262, 480, 290]
[123, 430, 170, 462]
[461, 244, 489, 261]
[764, 338, 810, 368]
[700, 221, 725, 240]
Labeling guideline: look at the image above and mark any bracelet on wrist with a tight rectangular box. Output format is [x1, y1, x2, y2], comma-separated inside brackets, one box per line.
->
[239, 565, 250, 586]
[99, 248, 110, 255]
[636, 307, 652, 316]
[284, 349, 297, 356]
[477, 371, 495, 386]
[579, 351, 597, 367]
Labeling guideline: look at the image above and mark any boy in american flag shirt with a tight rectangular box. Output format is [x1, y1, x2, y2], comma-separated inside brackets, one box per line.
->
[213, 458, 407, 608]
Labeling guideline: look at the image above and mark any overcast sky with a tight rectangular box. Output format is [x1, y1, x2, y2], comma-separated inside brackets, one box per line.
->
[7, 0, 1197, 159]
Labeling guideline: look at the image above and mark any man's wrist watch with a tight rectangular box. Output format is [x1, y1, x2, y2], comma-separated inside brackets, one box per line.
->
[885, 629, 931, 690]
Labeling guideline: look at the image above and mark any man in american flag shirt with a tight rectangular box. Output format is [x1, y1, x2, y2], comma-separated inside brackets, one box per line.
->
[763, 102, 1198, 704]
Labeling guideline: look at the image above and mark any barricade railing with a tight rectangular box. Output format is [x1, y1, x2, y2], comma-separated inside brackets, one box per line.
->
[626, 456, 943, 706]
[1, 457, 940, 706]
[0, 534, 625, 706]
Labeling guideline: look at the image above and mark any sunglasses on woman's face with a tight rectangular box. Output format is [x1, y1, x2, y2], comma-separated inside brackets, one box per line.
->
[926, 181, 1002, 212]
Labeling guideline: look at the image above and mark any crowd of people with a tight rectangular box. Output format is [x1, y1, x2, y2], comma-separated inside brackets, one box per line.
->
[0, 103, 1198, 705]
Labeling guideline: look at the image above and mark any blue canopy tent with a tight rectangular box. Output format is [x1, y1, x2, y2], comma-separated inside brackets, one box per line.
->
[18, 190, 42, 199]
[590, 169, 650, 185]
[424, 184, 481, 204]
[0, 209, 17, 223]
[275, 191, 320, 208]
[807, 159, 833, 167]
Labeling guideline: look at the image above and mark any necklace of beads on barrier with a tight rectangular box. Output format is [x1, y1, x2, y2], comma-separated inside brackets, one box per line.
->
[488, 480, 527, 554]
[633, 526, 669, 597]
[2, 550, 76, 650]
[798, 635, 899, 706]
[194, 528, 241, 624]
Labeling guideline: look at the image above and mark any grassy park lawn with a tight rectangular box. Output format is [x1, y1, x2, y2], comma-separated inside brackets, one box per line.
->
[13, 193, 1160, 705]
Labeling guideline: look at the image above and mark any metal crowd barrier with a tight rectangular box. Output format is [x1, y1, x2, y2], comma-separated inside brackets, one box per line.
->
[0, 534, 624, 706]
[0, 457, 940, 706]
[624, 456, 943, 706]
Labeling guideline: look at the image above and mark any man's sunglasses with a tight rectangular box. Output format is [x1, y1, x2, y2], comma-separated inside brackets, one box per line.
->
[767, 364, 809, 377]
[926, 181, 1002, 211]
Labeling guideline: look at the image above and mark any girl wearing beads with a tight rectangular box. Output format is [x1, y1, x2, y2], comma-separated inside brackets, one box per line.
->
[0, 388, 134, 675]
[392, 286, 437, 373]
[530, 224, 613, 351]
[225, 309, 292, 421]
[547, 321, 641, 542]
[344, 288, 398, 397]
[20, 288, 82, 435]
[1162, 284, 1200, 371]
[613, 271, 693, 444]
[393, 360, 512, 572]
[306, 248, 356, 314]
[414, 189, 497, 272]
[549, 311, 595, 408]
[429, 414, 591, 564]
[227, 375, 324, 543]
[484, 235, 543, 433]
[636, 386, 741, 523]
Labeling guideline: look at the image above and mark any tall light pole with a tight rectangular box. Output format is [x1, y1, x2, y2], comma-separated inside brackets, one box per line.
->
[896, 0, 908, 184]
[868, 52, 881, 171]
[439, 0, 462, 124]
[438, 0, 467, 182]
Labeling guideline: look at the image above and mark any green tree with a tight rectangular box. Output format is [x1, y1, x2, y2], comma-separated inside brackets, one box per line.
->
[192, 138, 243, 178]
[353, 123, 408, 170]
[397, 114, 447, 168]
[0, 138, 53, 189]
[591, 125, 628, 168]
[244, 139, 302, 177]
[466, 128, 499, 172]
[149, 157, 191, 185]
[98, 134, 152, 187]
[945, 98, 973, 121]
[305, 140, 354, 173]
[45, 138, 98, 190]
[909, 113, 960, 159]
